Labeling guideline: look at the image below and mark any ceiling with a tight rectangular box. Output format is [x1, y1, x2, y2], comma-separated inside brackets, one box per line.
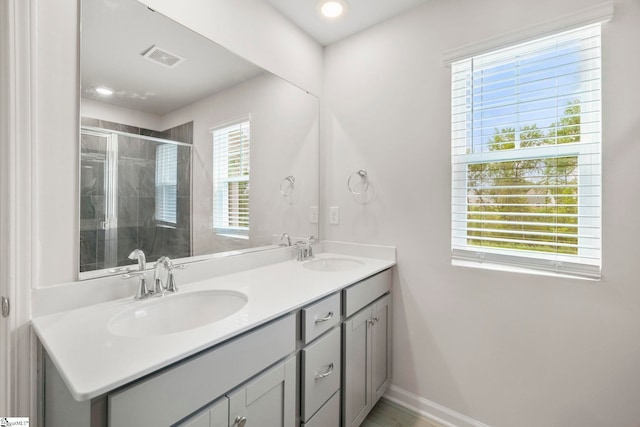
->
[82, 0, 264, 116]
[266, 0, 431, 46]
[81, 0, 431, 116]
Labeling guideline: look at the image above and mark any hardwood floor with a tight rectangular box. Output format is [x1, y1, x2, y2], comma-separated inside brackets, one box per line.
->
[362, 399, 445, 427]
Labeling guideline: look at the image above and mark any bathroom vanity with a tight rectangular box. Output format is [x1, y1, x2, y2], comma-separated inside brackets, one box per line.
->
[33, 249, 394, 427]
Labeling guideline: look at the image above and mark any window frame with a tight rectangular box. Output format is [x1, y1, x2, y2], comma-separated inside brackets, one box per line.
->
[450, 24, 602, 279]
[210, 117, 251, 239]
[155, 142, 178, 226]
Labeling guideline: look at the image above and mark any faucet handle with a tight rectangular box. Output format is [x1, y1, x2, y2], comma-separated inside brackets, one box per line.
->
[163, 258, 185, 293]
[294, 241, 308, 261]
[165, 270, 178, 293]
[120, 271, 145, 279]
[121, 271, 150, 300]
[307, 236, 318, 258]
[153, 256, 168, 297]
[153, 278, 165, 296]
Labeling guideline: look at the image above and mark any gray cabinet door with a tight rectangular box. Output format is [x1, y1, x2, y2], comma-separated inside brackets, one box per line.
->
[371, 294, 391, 404]
[210, 400, 229, 427]
[228, 356, 297, 427]
[178, 398, 228, 427]
[179, 409, 210, 427]
[343, 293, 392, 427]
[342, 307, 372, 427]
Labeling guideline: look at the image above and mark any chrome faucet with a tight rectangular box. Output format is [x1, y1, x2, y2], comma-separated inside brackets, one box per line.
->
[122, 249, 150, 300]
[153, 256, 168, 296]
[154, 256, 181, 294]
[307, 235, 318, 258]
[279, 233, 291, 247]
[129, 248, 146, 270]
[295, 236, 318, 261]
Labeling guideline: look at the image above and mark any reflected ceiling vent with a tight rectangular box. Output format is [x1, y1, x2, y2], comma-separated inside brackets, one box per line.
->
[141, 45, 185, 69]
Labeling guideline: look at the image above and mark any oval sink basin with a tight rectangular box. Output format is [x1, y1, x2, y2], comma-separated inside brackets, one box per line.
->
[108, 290, 248, 337]
[303, 258, 365, 272]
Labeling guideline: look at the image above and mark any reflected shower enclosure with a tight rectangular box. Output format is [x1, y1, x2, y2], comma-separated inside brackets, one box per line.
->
[79, 122, 192, 272]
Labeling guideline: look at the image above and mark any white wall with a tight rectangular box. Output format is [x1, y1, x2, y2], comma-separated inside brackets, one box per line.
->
[322, 0, 640, 426]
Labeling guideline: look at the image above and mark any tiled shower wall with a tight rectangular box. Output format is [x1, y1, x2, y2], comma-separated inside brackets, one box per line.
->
[80, 118, 192, 272]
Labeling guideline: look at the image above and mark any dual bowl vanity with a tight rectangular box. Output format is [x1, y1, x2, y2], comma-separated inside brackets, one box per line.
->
[33, 248, 395, 427]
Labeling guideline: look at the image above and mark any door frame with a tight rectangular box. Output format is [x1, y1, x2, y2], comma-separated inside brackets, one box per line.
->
[0, 0, 36, 418]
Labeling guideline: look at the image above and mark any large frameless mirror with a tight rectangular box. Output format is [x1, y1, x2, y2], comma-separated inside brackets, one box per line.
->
[79, 0, 319, 279]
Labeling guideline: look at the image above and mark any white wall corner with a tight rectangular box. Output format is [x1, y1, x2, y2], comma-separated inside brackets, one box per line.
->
[384, 385, 492, 427]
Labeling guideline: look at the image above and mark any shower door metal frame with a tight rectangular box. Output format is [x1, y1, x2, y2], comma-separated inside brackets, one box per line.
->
[80, 128, 119, 270]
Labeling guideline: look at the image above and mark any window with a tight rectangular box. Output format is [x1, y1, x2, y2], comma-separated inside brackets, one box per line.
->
[212, 118, 250, 237]
[451, 24, 601, 278]
[155, 143, 178, 225]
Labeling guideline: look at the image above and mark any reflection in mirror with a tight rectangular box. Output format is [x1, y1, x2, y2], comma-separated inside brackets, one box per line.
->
[80, 124, 193, 273]
[79, 0, 319, 278]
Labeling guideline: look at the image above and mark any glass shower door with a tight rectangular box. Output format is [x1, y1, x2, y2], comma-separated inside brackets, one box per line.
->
[80, 128, 118, 271]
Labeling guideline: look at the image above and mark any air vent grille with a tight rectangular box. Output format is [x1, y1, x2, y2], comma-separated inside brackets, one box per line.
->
[141, 45, 185, 69]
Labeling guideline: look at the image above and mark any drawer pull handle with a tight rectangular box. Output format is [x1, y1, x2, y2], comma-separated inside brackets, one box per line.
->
[234, 416, 247, 427]
[315, 363, 334, 380]
[315, 311, 334, 324]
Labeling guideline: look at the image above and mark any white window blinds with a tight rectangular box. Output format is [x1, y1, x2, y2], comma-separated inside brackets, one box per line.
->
[451, 24, 602, 278]
[155, 143, 178, 224]
[212, 119, 250, 236]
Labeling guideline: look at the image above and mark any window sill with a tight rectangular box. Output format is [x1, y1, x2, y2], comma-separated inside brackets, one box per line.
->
[451, 258, 600, 282]
[213, 228, 249, 240]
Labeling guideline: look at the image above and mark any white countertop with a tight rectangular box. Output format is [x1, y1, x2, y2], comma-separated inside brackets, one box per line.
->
[32, 252, 395, 401]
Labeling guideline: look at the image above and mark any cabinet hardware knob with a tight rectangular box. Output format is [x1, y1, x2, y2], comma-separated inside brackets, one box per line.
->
[234, 416, 247, 427]
[314, 311, 334, 324]
[315, 363, 334, 380]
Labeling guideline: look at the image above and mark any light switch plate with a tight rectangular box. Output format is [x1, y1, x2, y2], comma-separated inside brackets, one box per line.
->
[310, 206, 319, 224]
[329, 206, 339, 225]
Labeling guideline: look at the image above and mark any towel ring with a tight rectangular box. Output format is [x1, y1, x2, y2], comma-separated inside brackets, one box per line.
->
[280, 176, 295, 197]
[347, 170, 369, 195]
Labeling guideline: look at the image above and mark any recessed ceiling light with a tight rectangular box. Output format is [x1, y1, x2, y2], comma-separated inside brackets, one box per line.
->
[95, 87, 113, 96]
[317, 0, 348, 18]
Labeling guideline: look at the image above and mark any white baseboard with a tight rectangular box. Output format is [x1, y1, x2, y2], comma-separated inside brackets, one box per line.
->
[384, 385, 491, 427]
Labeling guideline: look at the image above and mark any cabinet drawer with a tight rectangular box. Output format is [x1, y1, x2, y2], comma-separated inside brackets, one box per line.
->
[303, 391, 340, 427]
[343, 269, 391, 318]
[302, 292, 341, 344]
[108, 314, 296, 427]
[301, 327, 341, 421]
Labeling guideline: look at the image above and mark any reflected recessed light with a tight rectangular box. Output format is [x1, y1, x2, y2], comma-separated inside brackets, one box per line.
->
[95, 87, 113, 96]
[317, 0, 348, 18]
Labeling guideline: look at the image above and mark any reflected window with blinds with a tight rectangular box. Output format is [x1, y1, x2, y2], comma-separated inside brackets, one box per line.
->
[212, 118, 250, 238]
[451, 24, 602, 278]
[155, 143, 178, 225]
